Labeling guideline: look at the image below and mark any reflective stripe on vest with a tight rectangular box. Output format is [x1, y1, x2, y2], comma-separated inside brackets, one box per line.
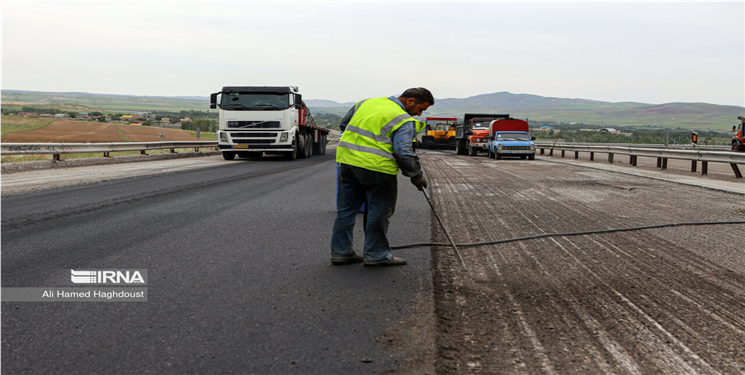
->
[337, 98, 418, 175]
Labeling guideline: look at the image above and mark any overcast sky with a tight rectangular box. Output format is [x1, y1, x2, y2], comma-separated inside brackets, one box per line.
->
[3, 2, 744, 106]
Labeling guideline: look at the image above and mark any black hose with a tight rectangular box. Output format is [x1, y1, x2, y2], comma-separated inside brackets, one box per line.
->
[391, 220, 745, 250]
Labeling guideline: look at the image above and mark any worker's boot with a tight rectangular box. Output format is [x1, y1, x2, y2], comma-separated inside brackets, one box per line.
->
[331, 254, 364, 265]
[364, 257, 407, 267]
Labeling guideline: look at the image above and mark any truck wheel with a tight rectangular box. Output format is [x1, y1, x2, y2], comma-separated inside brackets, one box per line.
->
[495, 152, 502, 160]
[298, 133, 309, 159]
[285, 135, 298, 161]
[305, 134, 313, 158]
[528, 154, 535, 160]
[223, 152, 236, 160]
[456, 140, 468, 155]
[312, 135, 323, 155]
[733, 142, 741, 152]
[321, 135, 327, 155]
[488, 148, 495, 159]
[468, 145, 477, 156]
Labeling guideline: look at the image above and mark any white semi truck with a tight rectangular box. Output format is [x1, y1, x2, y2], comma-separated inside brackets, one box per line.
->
[210, 86, 330, 161]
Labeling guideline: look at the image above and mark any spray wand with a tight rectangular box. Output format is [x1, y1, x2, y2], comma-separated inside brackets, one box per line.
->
[421, 189, 468, 270]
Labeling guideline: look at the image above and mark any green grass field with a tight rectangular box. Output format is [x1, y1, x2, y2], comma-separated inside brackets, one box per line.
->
[2, 91, 210, 112]
[187, 130, 217, 141]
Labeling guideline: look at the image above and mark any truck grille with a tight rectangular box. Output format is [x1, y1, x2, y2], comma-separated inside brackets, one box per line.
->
[229, 132, 277, 138]
[233, 139, 277, 144]
[227, 121, 281, 129]
[503, 145, 531, 151]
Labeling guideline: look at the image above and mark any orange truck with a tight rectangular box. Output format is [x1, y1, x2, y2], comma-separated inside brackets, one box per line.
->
[419, 117, 457, 149]
[732, 116, 745, 151]
[454, 113, 511, 156]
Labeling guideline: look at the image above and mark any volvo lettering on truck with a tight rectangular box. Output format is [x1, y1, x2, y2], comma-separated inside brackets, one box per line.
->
[210, 86, 330, 161]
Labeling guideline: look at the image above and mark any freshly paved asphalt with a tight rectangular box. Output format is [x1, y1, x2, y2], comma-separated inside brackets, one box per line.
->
[1, 151, 432, 374]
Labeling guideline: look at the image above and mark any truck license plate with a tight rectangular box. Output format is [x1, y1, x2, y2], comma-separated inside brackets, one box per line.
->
[233, 145, 248, 149]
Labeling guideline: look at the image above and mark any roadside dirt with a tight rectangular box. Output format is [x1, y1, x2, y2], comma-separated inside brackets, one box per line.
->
[1, 120, 197, 143]
[421, 152, 745, 374]
[118, 123, 197, 142]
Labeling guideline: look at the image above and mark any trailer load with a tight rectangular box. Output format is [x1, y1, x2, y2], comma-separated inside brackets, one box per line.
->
[210, 86, 330, 161]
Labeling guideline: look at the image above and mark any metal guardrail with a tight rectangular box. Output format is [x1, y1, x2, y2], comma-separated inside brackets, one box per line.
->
[537, 143, 745, 178]
[1, 141, 219, 160]
[534, 141, 730, 151]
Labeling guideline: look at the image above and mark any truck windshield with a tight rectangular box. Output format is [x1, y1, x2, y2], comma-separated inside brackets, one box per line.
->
[221, 92, 290, 110]
[472, 122, 490, 129]
[496, 132, 530, 141]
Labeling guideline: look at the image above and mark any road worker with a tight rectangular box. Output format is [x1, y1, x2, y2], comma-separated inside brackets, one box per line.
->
[331, 88, 433, 266]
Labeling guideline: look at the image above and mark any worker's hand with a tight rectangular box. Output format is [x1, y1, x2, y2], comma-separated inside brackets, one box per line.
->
[411, 174, 428, 191]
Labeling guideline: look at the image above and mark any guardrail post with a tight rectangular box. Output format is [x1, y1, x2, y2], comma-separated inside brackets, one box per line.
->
[662, 158, 668, 170]
[657, 157, 662, 168]
[702, 161, 708, 175]
[141, 150, 146, 155]
[561, 150, 565, 158]
[608, 153, 614, 163]
[540, 148, 545, 155]
[575, 151, 579, 159]
[195, 148, 199, 152]
[691, 160, 697, 172]
[53, 154, 61, 161]
[170, 148, 176, 153]
[103, 152, 110, 158]
[590, 152, 594, 161]
[549, 148, 554, 156]
[731, 163, 742, 178]
[630, 155, 637, 166]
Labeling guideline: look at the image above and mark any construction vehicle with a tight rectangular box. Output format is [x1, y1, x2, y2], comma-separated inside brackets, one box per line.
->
[732, 116, 745, 151]
[419, 117, 457, 149]
[454, 113, 510, 156]
[486, 117, 535, 160]
[210, 86, 330, 161]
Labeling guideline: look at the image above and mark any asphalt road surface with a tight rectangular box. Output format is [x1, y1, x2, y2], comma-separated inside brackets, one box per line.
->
[421, 150, 745, 374]
[1, 151, 433, 374]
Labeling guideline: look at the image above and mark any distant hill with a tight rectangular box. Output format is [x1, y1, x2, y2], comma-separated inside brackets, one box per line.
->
[308, 92, 743, 130]
[304, 99, 355, 108]
[3, 89, 742, 130]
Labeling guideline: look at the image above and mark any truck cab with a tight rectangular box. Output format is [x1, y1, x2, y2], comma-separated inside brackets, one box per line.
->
[486, 118, 535, 160]
[210, 86, 329, 161]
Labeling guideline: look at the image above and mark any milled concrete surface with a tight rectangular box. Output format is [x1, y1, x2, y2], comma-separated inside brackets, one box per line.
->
[419, 150, 745, 373]
[541, 155, 745, 195]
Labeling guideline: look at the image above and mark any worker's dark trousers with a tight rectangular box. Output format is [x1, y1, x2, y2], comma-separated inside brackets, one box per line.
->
[331, 164, 397, 264]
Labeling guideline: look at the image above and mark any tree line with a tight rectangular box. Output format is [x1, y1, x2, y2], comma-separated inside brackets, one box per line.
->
[181, 118, 218, 132]
[312, 113, 342, 130]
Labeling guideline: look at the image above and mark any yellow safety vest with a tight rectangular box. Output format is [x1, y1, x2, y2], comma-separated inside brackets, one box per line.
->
[337, 98, 425, 175]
